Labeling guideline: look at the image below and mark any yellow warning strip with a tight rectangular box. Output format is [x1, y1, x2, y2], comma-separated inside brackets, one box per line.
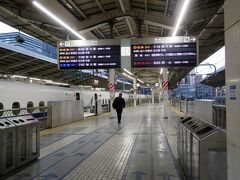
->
[171, 106, 185, 117]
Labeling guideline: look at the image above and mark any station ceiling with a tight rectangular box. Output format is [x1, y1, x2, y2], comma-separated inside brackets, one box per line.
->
[0, 0, 225, 88]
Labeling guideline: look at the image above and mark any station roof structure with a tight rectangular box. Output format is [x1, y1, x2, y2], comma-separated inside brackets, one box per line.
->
[0, 0, 225, 88]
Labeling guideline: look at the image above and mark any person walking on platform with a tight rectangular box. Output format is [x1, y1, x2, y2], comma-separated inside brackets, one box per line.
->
[112, 93, 126, 123]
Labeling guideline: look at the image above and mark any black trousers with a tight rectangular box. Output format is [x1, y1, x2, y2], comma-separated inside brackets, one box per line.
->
[116, 109, 123, 123]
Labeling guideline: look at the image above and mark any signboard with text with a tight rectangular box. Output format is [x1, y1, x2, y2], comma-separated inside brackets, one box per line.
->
[58, 39, 121, 69]
[131, 36, 198, 68]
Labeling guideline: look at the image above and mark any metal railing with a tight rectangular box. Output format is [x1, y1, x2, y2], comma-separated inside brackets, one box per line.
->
[0, 106, 51, 130]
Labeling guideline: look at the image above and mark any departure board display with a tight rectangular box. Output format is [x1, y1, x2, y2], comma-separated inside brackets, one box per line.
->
[58, 40, 121, 69]
[131, 36, 198, 68]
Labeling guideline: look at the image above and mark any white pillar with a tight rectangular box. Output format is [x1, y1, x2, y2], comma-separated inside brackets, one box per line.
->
[109, 69, 115, 118]
[133, 78, 137, 107]
[163, 68, 169, 119]
[225, 1, 240, 179]
[159, 74, 163, 106]
[151, 88, 154, 104]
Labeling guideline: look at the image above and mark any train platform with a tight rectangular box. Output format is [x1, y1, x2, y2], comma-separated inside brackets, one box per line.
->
[7, 104, 184, 180]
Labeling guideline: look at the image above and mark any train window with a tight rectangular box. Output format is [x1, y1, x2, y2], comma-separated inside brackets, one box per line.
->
[76, 92, 80, 100]
[12, 102, 20, 115]
[0, 102, 3, 117]
[27, 101, 34, 113]
[39, 101, 45, 112]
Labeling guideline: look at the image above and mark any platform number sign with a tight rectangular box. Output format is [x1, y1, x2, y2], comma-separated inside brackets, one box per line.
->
[230, 85, 237, 100]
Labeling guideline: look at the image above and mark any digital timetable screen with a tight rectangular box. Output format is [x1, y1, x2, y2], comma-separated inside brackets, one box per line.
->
[58, 40, 121, 69]
[131, 37, 198, 68]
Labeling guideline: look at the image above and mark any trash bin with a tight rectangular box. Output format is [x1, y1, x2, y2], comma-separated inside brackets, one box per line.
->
[19, 115, 40, 162]
[177, 116, 227, 180]
[6, 115, 40, 167]
[0, 118, 17, 177]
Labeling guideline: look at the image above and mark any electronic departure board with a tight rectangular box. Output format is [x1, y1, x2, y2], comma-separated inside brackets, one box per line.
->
[131, 36, 198, 68]
[58, 40, 121, 69]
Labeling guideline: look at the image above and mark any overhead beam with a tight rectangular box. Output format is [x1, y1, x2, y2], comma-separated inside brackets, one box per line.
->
[77, 9, 174, 33]
[0, 5, 61, 42]
[164, 0, 169, 16]
[67, 0, 88, 19]
[96, 29, 106, 38]
[113, 26, 121, 36]
[0, 52, 17, 60]
[18, 63, 49, 74]
[146, 23, 149, 36]
[3, 59, 35, 71]
[32, 0, 97, 39]
[119, 0, 135, 36]
[95, 0, 107, 15]
[145, 0, 148, 14]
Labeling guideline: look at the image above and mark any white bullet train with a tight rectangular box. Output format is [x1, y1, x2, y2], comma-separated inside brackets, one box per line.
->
[0, 79, 148, 109]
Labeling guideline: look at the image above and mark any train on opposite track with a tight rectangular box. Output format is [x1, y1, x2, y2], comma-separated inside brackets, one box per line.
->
[0, 79, 148, 110]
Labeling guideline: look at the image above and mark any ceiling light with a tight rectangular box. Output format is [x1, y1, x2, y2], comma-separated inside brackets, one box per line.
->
[123, 68, 133, 76]
[30, 77, 41, 81]
[137, 79, 144, 83]
[33, 1, 85, 40]
[172, 0, 190, 37]
[122, 73, 134, 80]
[160, 68, 163, 74]
[12, 75, 27, 79]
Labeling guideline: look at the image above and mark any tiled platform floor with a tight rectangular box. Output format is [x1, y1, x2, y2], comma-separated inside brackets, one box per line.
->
[7, 104, 183, 180]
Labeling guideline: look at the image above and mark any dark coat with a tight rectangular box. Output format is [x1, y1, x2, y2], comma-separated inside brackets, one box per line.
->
[112, 97, 126, 111]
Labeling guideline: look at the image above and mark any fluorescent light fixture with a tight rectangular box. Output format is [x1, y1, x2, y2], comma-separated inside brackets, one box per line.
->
[160, 68, 163, 74]
[30, 77, 41, 81]
[12, 75, 27, 79]
[137, 79, 144, 83]
[33, 1, 85, 40]
[172, 0, 190, 37]
[123, 68, 133, 76]
[43, 79, 53, 83]
[43, 79, 69, 86]
[146, 84, 150, 87]
[122, 72, 134, 80]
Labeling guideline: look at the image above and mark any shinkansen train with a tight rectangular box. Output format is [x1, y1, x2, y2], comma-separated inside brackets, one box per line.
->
[0, 79, 147, 109]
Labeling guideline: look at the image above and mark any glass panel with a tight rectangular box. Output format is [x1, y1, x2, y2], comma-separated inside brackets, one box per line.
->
[32, 127, 37, 155]
[6, 132, 13, 168]
[20, 129, 27, 161]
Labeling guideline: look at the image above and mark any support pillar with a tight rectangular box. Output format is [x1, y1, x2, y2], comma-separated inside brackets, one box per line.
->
[163, 68, 169, 119]
[159, 73, 163, 106]
[133, 78, 137, 107]
[151, 88, 154, 104]
[109, 69, 115, 118]
[225, 1, 240, 179]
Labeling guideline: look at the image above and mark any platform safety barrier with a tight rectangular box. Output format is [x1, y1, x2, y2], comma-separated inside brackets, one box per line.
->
[177, 116, 227, 180]
[171, 97, 227, 129]
[0, 114, 40, 179]
[0, 106, 51, 131]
